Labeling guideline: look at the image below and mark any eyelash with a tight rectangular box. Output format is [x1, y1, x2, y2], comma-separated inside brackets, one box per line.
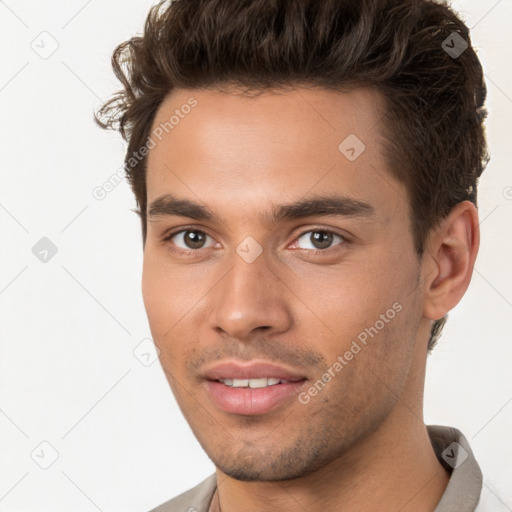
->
[161, 227, 348, 256]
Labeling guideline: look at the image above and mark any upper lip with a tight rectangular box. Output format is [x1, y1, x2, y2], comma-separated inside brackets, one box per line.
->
[202, 361, 307, 381]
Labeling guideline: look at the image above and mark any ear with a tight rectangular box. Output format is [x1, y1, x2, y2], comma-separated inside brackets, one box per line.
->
[421, 201, 480, 321]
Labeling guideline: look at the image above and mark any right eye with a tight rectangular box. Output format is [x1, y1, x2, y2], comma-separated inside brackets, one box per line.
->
[164, 229, 217, 252]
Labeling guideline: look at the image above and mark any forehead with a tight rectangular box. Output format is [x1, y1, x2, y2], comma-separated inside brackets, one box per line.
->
[146, 86, 408, 222]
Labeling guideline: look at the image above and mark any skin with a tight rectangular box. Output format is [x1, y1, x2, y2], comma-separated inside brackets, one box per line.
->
[142, 86, 479, 512]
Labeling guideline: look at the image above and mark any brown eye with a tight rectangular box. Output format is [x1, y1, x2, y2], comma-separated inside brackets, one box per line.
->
[168, 230, 214, 250]
[295, 230, 344, 251]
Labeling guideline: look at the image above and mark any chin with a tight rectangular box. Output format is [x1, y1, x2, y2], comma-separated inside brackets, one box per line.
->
[218, 464, 311, 482]
[210, 448, 326, 482]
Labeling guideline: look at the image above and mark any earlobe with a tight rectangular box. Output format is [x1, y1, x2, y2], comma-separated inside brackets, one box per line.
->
[422, 201, 480, 321]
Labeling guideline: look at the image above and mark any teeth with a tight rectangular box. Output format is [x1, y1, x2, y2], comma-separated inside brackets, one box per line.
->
[249, 378, 268, 388]
[218, 378, 286, 388]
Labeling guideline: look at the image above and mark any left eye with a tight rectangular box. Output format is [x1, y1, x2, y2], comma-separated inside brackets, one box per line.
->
[293, 230, 345, 250]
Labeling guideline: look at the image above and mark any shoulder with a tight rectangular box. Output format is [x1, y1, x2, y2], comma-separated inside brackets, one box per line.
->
[147, 474, 217, 512]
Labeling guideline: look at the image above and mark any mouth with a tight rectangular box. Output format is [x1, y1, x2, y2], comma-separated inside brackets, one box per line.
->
[201, 361, 308, 415]
[217, 377, 301, 388]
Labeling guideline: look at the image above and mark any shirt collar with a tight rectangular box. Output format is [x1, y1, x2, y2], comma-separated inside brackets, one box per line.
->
[428, 425, 483, 511]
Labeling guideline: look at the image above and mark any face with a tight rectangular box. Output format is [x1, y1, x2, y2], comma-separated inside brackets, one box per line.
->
[142, 86, 425, 481]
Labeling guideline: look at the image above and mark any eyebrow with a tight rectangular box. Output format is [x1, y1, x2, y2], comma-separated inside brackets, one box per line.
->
[147, 193, 376, 224]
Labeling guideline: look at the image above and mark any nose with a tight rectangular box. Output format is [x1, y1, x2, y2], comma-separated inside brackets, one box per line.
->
[210, 249, 293, 340]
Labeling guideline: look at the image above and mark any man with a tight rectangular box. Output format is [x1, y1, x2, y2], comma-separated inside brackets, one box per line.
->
[97, 0, 489, 510]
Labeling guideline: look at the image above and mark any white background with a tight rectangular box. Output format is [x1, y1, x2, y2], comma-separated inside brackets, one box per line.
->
[0, 1, 511, 510]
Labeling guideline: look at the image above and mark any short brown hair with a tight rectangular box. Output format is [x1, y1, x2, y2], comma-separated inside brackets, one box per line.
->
[96, 0, 488, 350]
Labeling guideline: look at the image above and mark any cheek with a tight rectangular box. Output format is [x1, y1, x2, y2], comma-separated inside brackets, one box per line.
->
[142, 252, 192, 323]
[141, 254, 188, 354]
[302, 249, 418, 360]
[141, 254, 207, 370]
[313, 297, 419, 424]
[298, 260, 403, 326]
[141, 256, 166, 332]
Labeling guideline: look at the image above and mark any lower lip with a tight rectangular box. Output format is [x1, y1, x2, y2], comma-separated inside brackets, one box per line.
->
[204, 380, 306, 415]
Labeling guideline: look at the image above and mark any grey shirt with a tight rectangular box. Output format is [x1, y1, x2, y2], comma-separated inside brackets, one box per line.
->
[148, 425, 483, 512]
